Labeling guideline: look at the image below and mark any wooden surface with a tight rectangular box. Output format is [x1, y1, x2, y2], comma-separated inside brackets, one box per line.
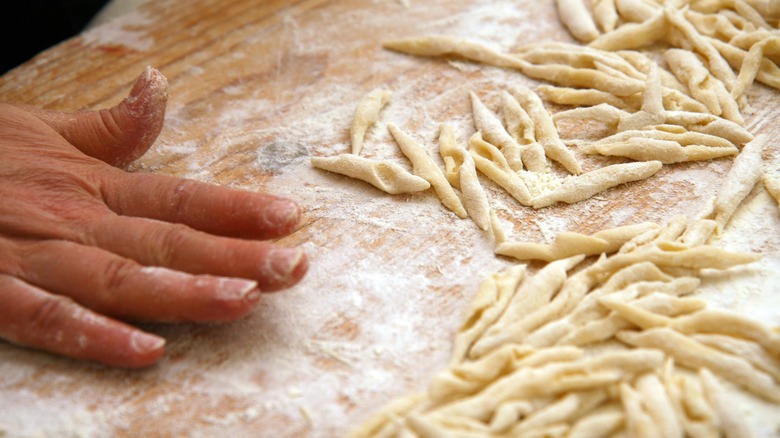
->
[1, 0, 779, 436]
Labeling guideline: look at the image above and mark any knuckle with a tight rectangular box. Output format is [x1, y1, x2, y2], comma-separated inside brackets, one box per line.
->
[168, 179, 198, 219]
[154, 223, 192, 265]
[28, 294, 77, 333]
[101, 257, 136, 295]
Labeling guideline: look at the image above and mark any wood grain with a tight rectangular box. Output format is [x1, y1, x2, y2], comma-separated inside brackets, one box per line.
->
[1, 0, 779, 436]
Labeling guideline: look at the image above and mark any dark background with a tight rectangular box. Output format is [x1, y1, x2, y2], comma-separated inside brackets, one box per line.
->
[1, 1, 109, 74]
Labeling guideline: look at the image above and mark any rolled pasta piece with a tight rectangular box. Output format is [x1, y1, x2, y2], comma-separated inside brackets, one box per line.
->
[617, 328, 780, 403]
[539, 85, 632, 109]
[501, 91, 547, 172]
[439, 124, 491, 230]
[311, 154, 430, 194]
[388, 123, 467, 218]
[699, 368, 754, 438]
[350, 88, 392, 155]
[556, 0, 601, 42]
[620, 382, 660, 438]
[553, 102, 629, 127]
[669, 369, 721, 438]
[482, 255, 586, 342]
[709, 134, 766, 233]
[383, 35, 526, 70]
[568, 406, 624, 438]
[589, 10, 668, 51]
[470, 92, 524, 171]
[506, 390, 607, 434]
[531, 161, 662, 209]
[589, 241, 761, 279]
[468, 132, 533, 205]
[497, 232, 610, 262]
[596, 125, 737, 148]
[663, 110, 754, 145]
[516, 61, 645, 96]
[436, 349, 664, 421]
[496, 223, 657, 262]
[672, 309, 780, 357]
[501, 90, 535, 144]
[664, 48, 743, 125]
[665, 9, 738, 92]
[615, 0, 660, 22]
[732, 37, 780, 100]
[450, 265, 526, 364]
[429, 344, 537, 403]
[708, 36, 780, 90]
[763, 173, 780, 207]
[593, 0, 619, 32]
[588, 138, 738, 163]
[510, 85, 582, 174]
[694, 333, 780, 382]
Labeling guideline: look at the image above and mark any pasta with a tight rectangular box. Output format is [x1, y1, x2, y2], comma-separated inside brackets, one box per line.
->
[388, 123, 468, 218]
[311, 154, 430, 194]
[438, 124, 491, 230]
[468, 132, 533, 205]
[350, 88, 392, 155]
[708, 134, 766, 233]
[510, 85, 583, 174]
[531, 161, 662, 208]
[470, 92, 525, 171]
[556, 0, 601, 42]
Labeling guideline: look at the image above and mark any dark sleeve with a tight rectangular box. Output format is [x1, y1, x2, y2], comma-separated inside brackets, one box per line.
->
[0, 0, 108, 74]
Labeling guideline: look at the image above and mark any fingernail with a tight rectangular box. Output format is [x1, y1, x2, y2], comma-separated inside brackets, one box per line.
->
[130, 332, 166, 354]
[265, 247, 305, 284]
[263, 200, 302, 229]
[220, 278, 260, 302]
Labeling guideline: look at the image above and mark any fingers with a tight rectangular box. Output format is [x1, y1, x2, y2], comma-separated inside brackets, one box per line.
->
[0, 274, 165, 368]
[87, 215, 309, 292]
[101, 171, 302, 239]
[20, 66, 168, 167]
[18, 240, 263, 322]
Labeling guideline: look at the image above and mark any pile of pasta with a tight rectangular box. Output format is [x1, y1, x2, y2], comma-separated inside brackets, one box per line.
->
[348, 138, 778, 437]
[308, 1, 780, 436]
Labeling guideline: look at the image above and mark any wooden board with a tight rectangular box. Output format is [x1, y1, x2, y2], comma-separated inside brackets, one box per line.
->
[1, 0, 779, 436]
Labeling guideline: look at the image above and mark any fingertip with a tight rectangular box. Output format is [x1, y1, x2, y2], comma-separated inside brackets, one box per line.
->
[207, 278, 263, 321]
[125, 66, 169, 116]
[124, 331, 167, 368]
[261, 199, 302, 234]
[260, 247, 309, 292]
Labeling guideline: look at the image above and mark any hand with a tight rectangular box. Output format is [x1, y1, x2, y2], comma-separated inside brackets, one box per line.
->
[0, 68, 308, 368]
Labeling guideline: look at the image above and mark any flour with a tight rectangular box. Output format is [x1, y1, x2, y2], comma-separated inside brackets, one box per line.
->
[80, 10, 155, 52]
[2, 0, 780, 436]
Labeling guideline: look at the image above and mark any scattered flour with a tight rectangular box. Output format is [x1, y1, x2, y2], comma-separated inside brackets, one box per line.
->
[80, 10, 155, 52]
[2, 0, 779, 437]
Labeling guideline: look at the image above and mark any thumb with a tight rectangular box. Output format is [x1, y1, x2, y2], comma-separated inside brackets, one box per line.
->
[22, 66, 168, 167]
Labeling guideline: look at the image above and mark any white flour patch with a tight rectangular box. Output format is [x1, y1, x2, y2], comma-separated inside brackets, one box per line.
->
[80, 10, 155, 52]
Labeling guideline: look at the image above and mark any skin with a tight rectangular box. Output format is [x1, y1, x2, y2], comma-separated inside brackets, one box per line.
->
[0, 68, 308, 368]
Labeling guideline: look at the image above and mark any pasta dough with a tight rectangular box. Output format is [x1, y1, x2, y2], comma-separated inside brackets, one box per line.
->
[388, 123, 468, 218]
[469, 92, 525, 171]
[707, 134, 766, 233]
[494, 223, 658, 262]
[351, 88, 392, 155]
[311, 154, 430, 194]
[468, 132, 533, 205]
[343, 3, 780, 436]
[438, 124, 491, 230]
[531, 161, 663, 209]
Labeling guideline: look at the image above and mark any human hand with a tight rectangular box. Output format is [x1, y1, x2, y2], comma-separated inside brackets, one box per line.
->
[0, 68, 308, 368]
